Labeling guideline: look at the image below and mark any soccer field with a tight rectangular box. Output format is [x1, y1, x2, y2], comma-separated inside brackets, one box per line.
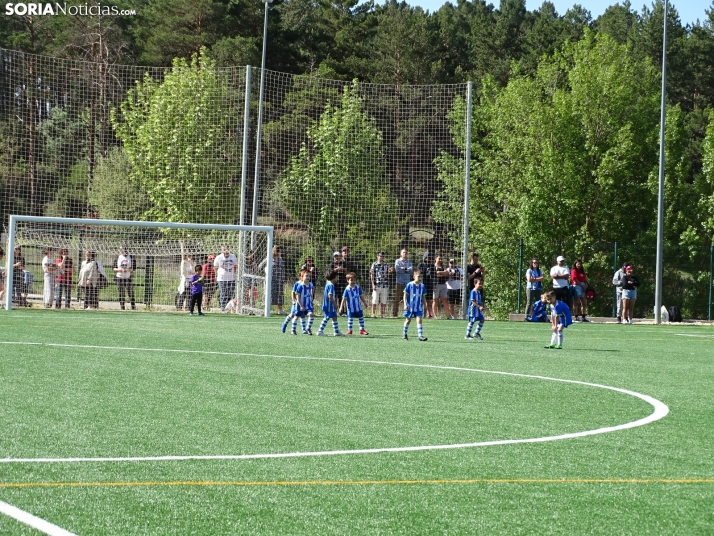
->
[0, 311, 712, 535]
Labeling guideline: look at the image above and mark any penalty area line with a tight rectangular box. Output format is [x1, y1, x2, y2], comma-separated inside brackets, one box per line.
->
[1, 479, 713, 489]
[0, 500, 77, 536]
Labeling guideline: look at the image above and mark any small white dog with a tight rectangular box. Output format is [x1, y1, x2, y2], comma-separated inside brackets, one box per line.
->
[223, 298, 240, 313]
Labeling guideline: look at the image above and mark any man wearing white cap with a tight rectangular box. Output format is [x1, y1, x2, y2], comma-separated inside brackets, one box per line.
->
[550, 255, 570, 304]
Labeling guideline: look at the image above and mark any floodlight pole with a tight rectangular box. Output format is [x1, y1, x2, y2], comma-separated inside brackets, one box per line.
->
[654, 0, 668, 324]
[240, 66, 252, 228]
[252, 0, 272, 250]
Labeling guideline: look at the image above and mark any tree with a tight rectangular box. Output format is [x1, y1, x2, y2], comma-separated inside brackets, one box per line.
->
[702, 109, 714, 239]
[112, 50, 242, 223]
[275, 82, 400, 252]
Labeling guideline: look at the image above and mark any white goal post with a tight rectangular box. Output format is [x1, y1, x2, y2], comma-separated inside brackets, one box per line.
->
[4, 215, 274, 316]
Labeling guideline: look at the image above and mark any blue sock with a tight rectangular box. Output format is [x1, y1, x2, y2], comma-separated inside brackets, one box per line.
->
[332, 320, 339, 334]
[307, 316, 314, 330]
[300, 318, 306, 331]
[348, 317, 353, 331]
[417, 323, 424, 338]
[292, 318, 298, 331]
[403, 321, 409, 336]
[319, 317, 328, 332]
[466, 322, 474, 336]
[476, 321, 484, 334]
[358, 317, 365, 330]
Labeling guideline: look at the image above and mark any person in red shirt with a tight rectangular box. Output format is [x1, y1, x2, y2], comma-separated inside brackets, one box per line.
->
[55, 248, 74, 309]
[202, 254, 218, 310]
[570, 259, 589, 322]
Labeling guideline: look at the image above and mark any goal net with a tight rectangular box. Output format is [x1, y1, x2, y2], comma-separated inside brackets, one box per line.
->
[4, 216, 274, 315]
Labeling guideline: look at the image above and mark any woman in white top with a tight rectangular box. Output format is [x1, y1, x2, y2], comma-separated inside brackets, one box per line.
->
[176, 253, 194, 311]
[42, 247, 58, 308]
[77, 250, 107, 310]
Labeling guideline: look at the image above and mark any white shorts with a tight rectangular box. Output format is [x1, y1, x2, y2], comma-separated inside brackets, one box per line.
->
[372, 287, 388, 305]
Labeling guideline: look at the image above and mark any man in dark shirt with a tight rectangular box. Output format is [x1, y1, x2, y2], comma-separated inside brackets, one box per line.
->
[12, 245, 27, 306]
[466, 252, 485, 303]
[327, 251, 347, 311]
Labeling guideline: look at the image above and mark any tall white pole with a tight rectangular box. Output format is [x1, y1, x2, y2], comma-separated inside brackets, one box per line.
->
[655, 0, 668, 324]
[240, 66, 252, 227]
[252, 0, 271, 242]
[461, 82, 473, 319]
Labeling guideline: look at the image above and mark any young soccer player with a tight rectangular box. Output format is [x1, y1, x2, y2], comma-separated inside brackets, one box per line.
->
[340, 272, 369, 335]
[465, 277, 485, 340]
[282, 270, 315, 335]
[543, 289, 572, 349]
[317, 271, 345, 337]
[403, 270, 428, 341]
[189, 265, 205, 316]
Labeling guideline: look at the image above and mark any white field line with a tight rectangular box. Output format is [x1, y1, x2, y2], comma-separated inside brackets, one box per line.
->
[0, 500, 78, 536]
[0, 341, 669, 464]
[674, 333, 714, 338]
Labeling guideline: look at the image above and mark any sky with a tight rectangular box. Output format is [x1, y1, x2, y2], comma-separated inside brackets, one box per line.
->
[405, 0, 713, 27]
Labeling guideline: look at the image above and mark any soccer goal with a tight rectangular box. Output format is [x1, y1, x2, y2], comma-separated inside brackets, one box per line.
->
[4, 215, 274, 316]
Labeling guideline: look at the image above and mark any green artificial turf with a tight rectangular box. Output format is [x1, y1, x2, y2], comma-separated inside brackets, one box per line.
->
[0, 310, 713, 534]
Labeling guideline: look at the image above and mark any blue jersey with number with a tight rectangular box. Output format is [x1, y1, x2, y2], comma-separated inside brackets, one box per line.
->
[323, 281, 337, 316]
[403, 281, 425, 316]
[342, 285, 363, 313]
[468, 288, 484, 322]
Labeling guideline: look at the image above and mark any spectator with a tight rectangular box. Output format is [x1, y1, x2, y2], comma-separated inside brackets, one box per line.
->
[466, 252, 485, 285]
[269, 245, 286, 315]
[621, 265, 640, 324]
[54, 248, 73, 309]
[12, 246, 27, 307]
[370, 251, 392, 318]
[77, 250, 107, 310]
[550, 255, 570, 304]
[341, 245, 359, 283]
[214, 245, 237, 312]
[432, 254, 449, 318]
[114, 246, 136, 311]
[417, 252, 434, 318]
[525, 258, 544, 317]
[176, 253, 194, 311]
[392, 248, 413, 317]
[202, 254, 218, 310]
[612, 262, 628, 323]
[446, 258, 463, 319]
[243, 250, 258, 313]
[0, 247, 5, 301]
[327, 251, 347, 310]
[571, 259, 589, 322]
[300, 255, 317, 284]
[42, 247, 58, 308]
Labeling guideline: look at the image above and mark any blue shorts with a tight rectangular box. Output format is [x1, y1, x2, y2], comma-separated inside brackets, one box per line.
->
[403, 310, 423, 319]
[347, 311, 364, 319]
[291, 305, 313, 317]
[322, 310, 337, 319]
[574, 284, 585, 298]
[622, 289, 637, 299]
[468, 311, 484, 323]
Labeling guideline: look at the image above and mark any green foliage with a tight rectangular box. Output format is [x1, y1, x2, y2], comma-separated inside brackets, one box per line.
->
[88, 147, 152, 221]
[276, 81, 400, 256]
[112, 50, 241, 224]
[702, 109, 714, 238]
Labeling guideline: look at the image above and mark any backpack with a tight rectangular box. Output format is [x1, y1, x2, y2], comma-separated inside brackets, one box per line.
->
[668, 306, 682, 323]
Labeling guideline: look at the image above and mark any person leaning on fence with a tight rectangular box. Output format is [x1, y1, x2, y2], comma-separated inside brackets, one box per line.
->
[12, 246, 28, 307]
[202, 254, 218, 310]
[114, 246, 136, 311]
[392, 249, 413, 317]
[42, 247, 58, 308]
[550, 255, 570, 305]
[214, 245, 237, 312]
[612, 262, 628, 323]
[55, 248, 73, 309]
[417, 252, 435, 318]
[525, 258, 544, 317]
[370, 251, 392, 318]
[78, 250, 107, 310]
[446, 258, 464, 319]
[0, 247, 5, 301]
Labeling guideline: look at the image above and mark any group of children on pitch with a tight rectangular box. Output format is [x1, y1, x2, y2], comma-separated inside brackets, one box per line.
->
[280, 268, 572, 348]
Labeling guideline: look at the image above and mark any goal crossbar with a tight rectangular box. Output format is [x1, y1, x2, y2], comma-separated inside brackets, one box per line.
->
[4, 215, 275, 315]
